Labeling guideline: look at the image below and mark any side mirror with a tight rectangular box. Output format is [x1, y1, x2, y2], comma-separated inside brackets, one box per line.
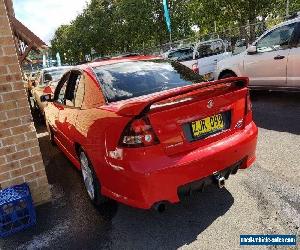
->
[247, 45, 257, 55]
[40, 94, 52, 103]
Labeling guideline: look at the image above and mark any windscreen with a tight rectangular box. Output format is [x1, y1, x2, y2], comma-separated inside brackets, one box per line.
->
[93, 60, 204, 103]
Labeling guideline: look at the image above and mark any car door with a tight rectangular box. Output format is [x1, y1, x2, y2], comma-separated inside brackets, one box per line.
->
[56, 70, 83, 157]
[244, 22, 297, 87]
[48, 72, 70, 143]
[287, 22, 300, 88]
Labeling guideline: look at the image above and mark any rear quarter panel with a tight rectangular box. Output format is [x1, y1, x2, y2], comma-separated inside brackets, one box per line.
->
[75, 107, 131, 192]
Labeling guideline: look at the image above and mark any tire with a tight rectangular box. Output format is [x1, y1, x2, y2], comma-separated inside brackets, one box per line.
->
[80, 150, 106, 206]
[219, 72, 236, 79]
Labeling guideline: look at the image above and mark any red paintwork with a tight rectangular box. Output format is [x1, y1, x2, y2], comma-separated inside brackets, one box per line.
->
[43, 85, 53, 94]
[44, 56, 258, 209]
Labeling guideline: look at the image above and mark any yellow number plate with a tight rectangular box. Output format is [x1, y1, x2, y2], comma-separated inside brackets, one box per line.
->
[191, 114, 224, 138]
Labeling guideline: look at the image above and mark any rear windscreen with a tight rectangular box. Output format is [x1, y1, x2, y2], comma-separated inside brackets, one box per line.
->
[93, 60, 204, 102]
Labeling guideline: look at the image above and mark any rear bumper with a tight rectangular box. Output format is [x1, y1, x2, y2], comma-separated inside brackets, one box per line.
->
[101, 121, 258, 209]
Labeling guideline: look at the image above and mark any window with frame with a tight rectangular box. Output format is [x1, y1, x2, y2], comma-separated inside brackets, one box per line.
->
[294, 23, 300, 47]
[168, 49, 193, 61]
[56, 74, 70, 105]
[196, 40, 225, 59]
[64, 71, 82, 107]
[257, 23, 297, 53]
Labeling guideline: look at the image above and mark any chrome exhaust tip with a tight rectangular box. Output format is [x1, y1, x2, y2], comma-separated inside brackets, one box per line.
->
[152, 202, 166, 213]
[214, 173, 226, 188]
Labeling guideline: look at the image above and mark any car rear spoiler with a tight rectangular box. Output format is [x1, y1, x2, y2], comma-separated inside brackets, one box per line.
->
[100, 77, 249, 116]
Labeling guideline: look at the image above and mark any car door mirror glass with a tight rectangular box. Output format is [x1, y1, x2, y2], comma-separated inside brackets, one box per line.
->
[40, 94, 52, 102]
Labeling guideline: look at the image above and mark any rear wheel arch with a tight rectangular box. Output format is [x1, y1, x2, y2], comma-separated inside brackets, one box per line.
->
[218, 70, 237, 79]
[78, 146, 107, 205]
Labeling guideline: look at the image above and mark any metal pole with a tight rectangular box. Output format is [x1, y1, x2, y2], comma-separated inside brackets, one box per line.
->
[286, 0, 290, 17]
[214, 21, 217, 33]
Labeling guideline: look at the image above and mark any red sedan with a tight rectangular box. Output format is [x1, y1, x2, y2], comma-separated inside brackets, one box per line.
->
[42, 55, 258, 210]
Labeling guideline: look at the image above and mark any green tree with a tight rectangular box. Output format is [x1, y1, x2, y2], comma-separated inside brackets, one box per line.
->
[51, 0, 297, 64]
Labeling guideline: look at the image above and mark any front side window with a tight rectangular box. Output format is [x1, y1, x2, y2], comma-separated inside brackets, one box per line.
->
[257, 23, 296, 53]
[93, 60, 204, 103]
[57, 83, 67, 104]
[40, 67, 71, 87]
[55, 71, 82, 107]
[54, 72, 70, 104]
[294, 23, 300, 47]
[64, 72, 82, 107]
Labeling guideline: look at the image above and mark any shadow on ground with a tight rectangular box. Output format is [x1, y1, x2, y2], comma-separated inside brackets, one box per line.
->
[251, 91, 300, 135]
[0, 117, 234, 249]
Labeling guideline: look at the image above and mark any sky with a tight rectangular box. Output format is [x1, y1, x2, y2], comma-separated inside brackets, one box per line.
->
[13, 0, 90, 45]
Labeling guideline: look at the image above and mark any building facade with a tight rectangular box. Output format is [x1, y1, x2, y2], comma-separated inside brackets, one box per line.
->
[0, 0, 50, 204]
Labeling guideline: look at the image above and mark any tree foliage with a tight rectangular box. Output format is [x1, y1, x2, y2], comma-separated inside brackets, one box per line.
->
[51, 0, 299, 64]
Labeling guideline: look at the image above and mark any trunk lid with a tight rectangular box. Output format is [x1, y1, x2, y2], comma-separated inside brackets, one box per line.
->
[102, 77, 249, 155]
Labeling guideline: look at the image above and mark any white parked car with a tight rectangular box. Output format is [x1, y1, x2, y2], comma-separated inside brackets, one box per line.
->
[215, 15, 300, 90]
[181, 39, 232, 80]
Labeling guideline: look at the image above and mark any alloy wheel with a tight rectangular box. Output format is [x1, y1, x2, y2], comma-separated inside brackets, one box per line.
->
[80, 152, 95, 200]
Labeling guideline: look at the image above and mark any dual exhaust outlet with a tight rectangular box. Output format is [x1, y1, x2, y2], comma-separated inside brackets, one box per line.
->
[153, 174, 226, 213]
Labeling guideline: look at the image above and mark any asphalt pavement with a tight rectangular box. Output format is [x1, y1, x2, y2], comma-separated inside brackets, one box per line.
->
[1, 91, 299, 250]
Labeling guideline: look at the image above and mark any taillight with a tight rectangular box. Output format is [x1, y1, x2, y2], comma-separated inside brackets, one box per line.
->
[119, 116, 160, 147]
[246, 90, 252, 114]
[192, 63, 199, 74]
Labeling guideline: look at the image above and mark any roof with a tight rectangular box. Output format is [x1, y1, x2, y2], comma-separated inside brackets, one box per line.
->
[272, 16, 300, 30]
[86, 55, 161, 68]
[41, 66, 73, 72]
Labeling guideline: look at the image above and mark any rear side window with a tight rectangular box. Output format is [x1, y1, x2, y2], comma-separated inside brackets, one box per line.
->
[196, 40, 225, 59]
[93, 60, 204, 103]
[81, 73, 105, 108]
[168, 49, 193, 61]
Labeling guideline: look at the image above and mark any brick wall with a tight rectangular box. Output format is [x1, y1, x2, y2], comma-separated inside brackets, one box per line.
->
[0, 0, 51, 204]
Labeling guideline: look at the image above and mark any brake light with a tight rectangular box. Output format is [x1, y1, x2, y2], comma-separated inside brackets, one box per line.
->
[192, 63, 199, 74]
[246, 90, 252, 114]
[120, 116, 160, 147]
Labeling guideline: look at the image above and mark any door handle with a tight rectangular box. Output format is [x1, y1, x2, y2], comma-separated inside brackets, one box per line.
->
[274, 55, 285, 60]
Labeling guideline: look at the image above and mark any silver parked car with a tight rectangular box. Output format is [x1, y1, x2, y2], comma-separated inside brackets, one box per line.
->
[216, 15, 300, 90]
